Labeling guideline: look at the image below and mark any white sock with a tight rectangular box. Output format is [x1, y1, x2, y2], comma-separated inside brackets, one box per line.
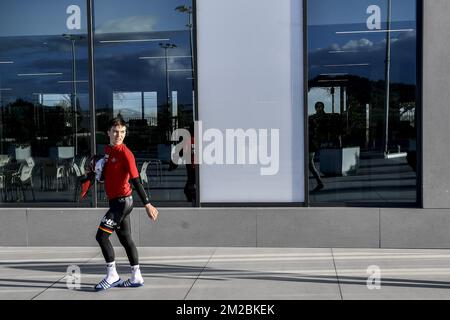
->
[131, 265, 144, 284]
[105, 261, 120, 283]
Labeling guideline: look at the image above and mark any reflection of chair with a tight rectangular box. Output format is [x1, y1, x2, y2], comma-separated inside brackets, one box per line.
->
[0, 162, 21, 201]
[77, 156, 87, 175]
[71, 163, 83, 202]
[147, 159, 162, 185]
[10, 157, 35, 202]
[0, 155, 10, 168]
[0, 174, 5, 201]
[41, 160, 66, 191]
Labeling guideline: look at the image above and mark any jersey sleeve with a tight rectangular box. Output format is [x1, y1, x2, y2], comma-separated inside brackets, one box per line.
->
[124, 148, 140, 179]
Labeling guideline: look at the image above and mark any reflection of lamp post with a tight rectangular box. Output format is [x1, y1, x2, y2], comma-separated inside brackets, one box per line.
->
[383, 0, 392, 156]
[159, 42, 177, 139]
[175, 5, 195, 120]
[175, 5, 194, 78]
[62, 33, 85, 155]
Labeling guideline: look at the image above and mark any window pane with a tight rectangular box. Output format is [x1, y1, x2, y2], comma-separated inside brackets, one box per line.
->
[93, 0, 196, 206]
[307, 0, 418, 204]
[0, 0, 91, 205]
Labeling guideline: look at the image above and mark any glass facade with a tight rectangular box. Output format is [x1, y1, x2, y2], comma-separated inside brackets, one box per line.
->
[307, 0, 419, 205]
[93, 0, 195, 206]
[0, 0, 420, 208]
[0, 0, 195, 206]
[0, 0, 91, 205]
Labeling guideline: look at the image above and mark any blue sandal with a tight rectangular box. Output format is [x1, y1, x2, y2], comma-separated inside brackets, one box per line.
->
[94, 278, 122, 291]
[118, 279, 144, 288]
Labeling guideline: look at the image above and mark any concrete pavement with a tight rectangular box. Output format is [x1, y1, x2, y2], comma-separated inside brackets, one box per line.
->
[1, 247, 450, 300]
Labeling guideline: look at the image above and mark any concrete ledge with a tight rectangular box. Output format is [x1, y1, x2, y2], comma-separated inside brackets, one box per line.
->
[381, 208, 450, 248]
[1, 207, 450, 247]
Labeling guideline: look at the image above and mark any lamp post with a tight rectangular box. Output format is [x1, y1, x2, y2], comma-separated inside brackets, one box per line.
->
[62, 34, 85, 155]
[159, 42, 177, 140]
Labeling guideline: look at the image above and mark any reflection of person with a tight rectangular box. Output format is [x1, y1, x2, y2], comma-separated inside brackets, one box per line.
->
[308, 102, 325, 192]
[184, 124, 196, 205]
[94, 117, 159, 291]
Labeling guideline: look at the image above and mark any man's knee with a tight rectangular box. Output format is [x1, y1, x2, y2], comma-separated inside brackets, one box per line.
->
[96, 229, 110, 244]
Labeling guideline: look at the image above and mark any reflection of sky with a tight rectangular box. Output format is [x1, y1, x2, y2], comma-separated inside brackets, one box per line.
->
[95, 0, 192, 33]
[0, 0, 87, 36]
[0, 0, 194, 111]
[308, 0, 417, 84]
[0, 35, 89, 109]
[0, 30, 194, 111]
[0, 0, 192, 36]
[309, 0, 416, 26]
[94, 30, 193, 110]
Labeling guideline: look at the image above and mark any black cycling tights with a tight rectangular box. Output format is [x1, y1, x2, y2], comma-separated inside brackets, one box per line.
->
[95, 196, 139, 266]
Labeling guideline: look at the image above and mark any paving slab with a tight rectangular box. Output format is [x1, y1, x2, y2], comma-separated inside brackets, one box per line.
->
[4, 247, 450, 300]
[35, 247, 216, 300]
[332, 248, 450, 300]
[0, 247, 99, 300]
[186, 248, 341, 300]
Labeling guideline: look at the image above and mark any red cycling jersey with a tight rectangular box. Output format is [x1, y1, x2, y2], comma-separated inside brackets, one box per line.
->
[103, 143, 139, 200]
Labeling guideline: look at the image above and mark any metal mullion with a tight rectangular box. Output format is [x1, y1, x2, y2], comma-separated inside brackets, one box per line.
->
[87, 0, 97, 207]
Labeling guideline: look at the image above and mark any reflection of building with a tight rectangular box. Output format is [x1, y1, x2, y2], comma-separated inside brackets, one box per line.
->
[3, 0, 450, 250]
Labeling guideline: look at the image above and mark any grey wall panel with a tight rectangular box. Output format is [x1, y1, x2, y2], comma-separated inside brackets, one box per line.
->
[139, 208, 257, 247]
[422, 1, 450, 208]
[27, 209, 102, 246]
[26, 209, 139, 246]
[381, 208, 450, 248]
[0, 209, 27, 246]
[257, 208, 380, 248]
[3, 207, 450, 247]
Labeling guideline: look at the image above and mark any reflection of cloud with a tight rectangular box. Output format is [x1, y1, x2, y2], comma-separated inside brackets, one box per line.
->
[96, 16, 158, 34]
[309, 30, 417, 83]
[342, 38, 373, 50]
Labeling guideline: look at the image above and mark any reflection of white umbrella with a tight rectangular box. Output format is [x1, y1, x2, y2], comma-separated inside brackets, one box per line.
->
[383, 0, 391, 156]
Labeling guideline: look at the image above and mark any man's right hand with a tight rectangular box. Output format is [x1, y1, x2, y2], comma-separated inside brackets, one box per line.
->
[145, 203, 158, 221]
